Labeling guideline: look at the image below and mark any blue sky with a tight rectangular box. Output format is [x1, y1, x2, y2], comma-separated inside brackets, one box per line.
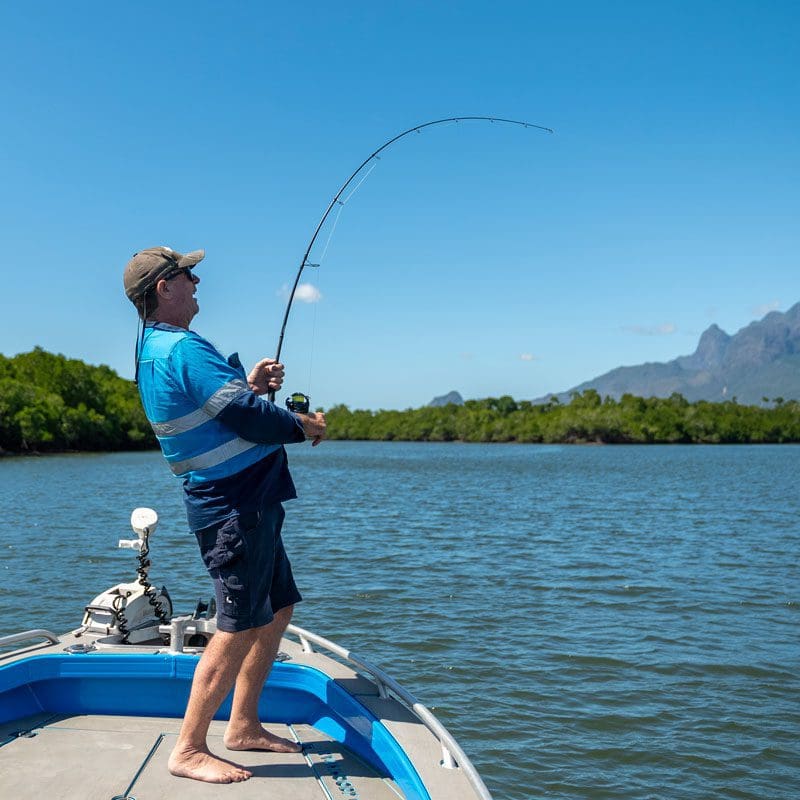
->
[1, 2, 797, 409]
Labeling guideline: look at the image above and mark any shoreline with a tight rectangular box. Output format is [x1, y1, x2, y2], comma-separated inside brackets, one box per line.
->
[3, 438, 799, 459]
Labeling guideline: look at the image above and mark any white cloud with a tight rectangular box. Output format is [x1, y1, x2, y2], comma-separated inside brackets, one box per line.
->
[520, 353, 536, 361]
[622, 322, 677, 336]
[279, 282, 323, 303]
[752, 300, 780, 317]
[294, 283, 322, 303]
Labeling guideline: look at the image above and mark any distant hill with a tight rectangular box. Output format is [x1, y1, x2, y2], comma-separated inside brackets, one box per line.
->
[541, 302, 800, 405]
[429, 390, 464, 407]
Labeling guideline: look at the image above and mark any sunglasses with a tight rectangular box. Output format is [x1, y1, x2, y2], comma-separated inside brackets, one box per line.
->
[165, 267, 195, 283]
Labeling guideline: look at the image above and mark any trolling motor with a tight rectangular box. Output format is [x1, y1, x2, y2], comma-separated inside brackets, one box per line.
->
[285, 392, 310, 414]
[81, 508, 172, 644]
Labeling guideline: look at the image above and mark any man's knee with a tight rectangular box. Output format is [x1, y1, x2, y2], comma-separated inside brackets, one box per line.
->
[269, 604, 294, 630]
[204, 628, 257, 668]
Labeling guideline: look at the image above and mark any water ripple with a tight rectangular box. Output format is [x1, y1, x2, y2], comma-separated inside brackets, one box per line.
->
[1, 443, 799, 799]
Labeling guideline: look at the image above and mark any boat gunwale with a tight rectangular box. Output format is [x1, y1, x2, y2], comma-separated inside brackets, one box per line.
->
[0, 625, 493, 800]
[284, 623, 493, 800]
[0, 649, 433, 799]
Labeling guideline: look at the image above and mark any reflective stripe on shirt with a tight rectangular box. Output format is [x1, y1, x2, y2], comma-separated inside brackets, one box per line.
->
[168, 436, 260, 476]
[150, 379, 249, 436]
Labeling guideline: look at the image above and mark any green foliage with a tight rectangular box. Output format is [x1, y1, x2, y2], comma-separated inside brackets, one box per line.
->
[0, 348, 155, 453]
[3, 348, 799, 452]
[323, 391, 800, 445]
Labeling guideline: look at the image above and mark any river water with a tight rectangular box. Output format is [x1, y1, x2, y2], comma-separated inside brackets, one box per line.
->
[0, 443, 798, 799]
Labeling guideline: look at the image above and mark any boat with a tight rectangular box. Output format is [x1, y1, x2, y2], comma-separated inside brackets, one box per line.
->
[0, 507, 492, 800]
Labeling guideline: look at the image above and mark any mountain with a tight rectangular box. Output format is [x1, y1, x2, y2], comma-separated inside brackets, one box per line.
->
[542, 302, 800, 405]
[429, 390, 464, 407]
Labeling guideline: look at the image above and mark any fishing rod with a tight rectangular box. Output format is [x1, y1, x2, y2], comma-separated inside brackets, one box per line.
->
[271, 115, 554, 412]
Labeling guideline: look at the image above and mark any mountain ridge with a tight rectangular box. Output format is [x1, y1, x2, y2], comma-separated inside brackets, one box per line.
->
[539, 302, 800, 405]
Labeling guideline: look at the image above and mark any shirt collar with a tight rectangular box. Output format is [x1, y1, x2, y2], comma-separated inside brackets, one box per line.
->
[144, 321, 187, 332]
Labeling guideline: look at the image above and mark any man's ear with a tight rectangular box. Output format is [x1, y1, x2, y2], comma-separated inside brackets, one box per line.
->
[155, 278, 171, 302]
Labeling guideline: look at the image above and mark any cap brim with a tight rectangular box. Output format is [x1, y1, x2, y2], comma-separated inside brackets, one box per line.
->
[178, 249, 205, 268]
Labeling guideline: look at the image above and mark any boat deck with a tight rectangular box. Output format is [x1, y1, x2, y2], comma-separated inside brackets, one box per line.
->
[0, 624, 489, 800]
[0, 711, 404, 799]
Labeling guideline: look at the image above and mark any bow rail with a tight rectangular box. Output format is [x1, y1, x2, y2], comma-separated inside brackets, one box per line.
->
[285, 622, 494, 800]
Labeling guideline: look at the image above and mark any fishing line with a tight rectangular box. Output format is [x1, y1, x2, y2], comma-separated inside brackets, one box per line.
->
[340, 157, 379, 206]
[316, 156, 379, 265]
[270, 115, 554, 407]
[296, 156, 378, 405]
[317, 195, 347, 265]
[305, 267, 321, 402]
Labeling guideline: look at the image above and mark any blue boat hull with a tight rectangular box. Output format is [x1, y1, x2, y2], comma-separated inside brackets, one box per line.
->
[0, 653, 430, 800]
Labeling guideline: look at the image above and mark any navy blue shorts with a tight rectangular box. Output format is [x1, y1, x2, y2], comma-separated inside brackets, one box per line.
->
[194, 503, 302, 633]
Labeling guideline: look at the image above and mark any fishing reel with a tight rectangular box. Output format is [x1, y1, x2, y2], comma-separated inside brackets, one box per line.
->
[286, 392, 310, 414]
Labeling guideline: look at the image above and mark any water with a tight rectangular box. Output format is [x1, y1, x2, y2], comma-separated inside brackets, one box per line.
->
[1, 443, 798, 799]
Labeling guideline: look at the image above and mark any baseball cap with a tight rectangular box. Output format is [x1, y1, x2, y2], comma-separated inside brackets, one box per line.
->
[123, 246, 205, 301]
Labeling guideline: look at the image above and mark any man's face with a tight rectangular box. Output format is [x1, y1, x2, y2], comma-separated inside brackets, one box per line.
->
[158, 267, 200, 327]
[174, 268, 200, 323]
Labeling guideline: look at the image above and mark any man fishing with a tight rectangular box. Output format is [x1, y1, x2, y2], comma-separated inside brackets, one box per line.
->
[123, 246, 326, 784]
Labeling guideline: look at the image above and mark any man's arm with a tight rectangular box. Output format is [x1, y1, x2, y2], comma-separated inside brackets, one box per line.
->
[171, 336, 326, 446]
[218, 395, 327, 446]
[294, 411, 327, 447]
[217, 392, 306, 445]
[245, 356, 327, 445]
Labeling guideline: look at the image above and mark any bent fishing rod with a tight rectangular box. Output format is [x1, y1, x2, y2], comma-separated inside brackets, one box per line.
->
[270, 116, 554, 412]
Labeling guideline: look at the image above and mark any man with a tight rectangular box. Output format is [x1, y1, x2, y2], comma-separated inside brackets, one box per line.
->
[123, 246, 326, 784]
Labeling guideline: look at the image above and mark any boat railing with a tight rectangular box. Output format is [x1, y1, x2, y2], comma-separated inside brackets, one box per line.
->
[285, 623, 493, 800]
[0, 629, 60, 650]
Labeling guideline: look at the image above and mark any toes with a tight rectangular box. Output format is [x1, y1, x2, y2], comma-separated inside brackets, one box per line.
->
[168, 749, 252, 784]
[223, 728, 301, 753]
[225, 764, 251, 782]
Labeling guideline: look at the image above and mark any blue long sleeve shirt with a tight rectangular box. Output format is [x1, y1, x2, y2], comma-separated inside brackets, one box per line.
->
[137, 322, 306, 531]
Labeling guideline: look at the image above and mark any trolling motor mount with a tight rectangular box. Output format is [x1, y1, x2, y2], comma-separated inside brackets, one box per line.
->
[81, 508, 172, 644]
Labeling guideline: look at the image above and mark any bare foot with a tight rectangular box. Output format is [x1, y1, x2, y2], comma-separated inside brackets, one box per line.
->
[224, 725, 302, 753]
[168, 743, 252, 783]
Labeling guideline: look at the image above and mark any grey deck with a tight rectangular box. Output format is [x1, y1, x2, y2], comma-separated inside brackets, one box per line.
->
[0, 713, 405, 800]
[0, 631, 486, 800]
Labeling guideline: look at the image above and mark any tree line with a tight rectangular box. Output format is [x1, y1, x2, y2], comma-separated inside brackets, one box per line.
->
[1, 349, 798, 453]
[324, 391, 800, 444]
[0, 348, 155, 453]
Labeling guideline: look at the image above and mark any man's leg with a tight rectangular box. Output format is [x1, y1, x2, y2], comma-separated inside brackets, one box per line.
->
[168, 628, 257, 782]
[223, 604, 301, 752]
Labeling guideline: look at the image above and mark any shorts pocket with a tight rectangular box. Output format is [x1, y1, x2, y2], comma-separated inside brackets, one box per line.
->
[197, 513, 256, 572]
